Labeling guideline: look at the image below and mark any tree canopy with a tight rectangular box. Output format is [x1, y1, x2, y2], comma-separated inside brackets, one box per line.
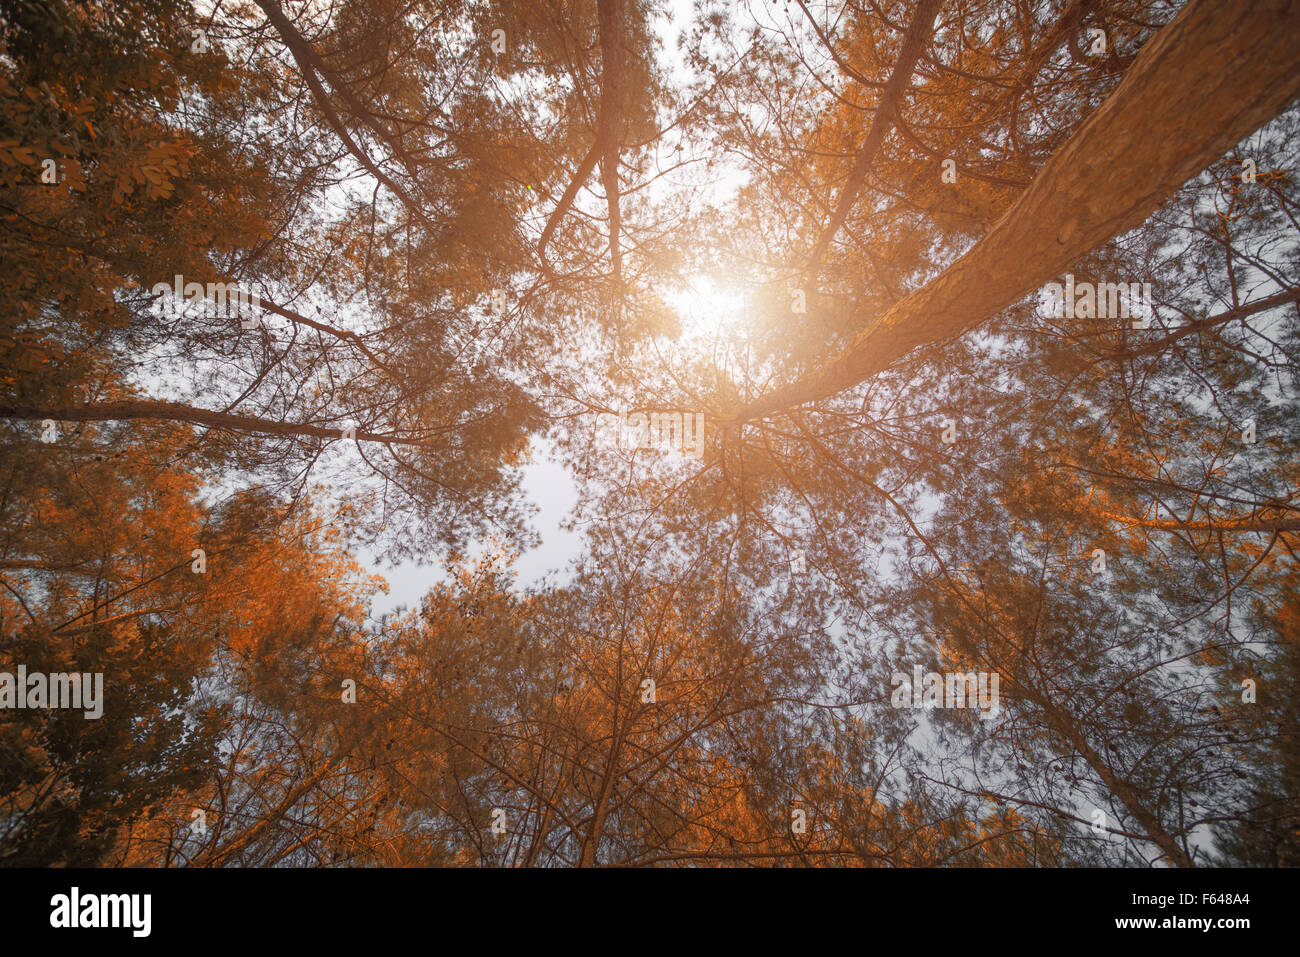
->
[1, 0, 1298, 868]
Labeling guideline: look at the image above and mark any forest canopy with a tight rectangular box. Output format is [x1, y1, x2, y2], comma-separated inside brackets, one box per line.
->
[1, 0, 1298, 868]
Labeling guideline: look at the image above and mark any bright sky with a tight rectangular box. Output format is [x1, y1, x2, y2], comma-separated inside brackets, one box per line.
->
[367, 0, 763, 613]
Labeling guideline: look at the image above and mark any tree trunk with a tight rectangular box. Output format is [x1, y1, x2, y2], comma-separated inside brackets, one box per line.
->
[735, 0, 1300, 423]
[803, 0, 944, 277]
[1034, 695, 1196, 867]
[538, 0, 627, 271]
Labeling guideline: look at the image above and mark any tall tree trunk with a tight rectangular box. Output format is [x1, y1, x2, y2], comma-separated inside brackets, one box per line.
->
[537, 0, 627, 272]
[1032, 693, 1196, 867]
[735, 0, 1300, 423]
[803, 0, 944, 278]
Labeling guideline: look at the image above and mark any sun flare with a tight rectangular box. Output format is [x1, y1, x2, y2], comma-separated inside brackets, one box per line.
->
[667, 275, 748, 340]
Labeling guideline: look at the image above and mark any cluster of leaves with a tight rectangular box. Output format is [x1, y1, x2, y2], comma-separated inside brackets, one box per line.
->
[0, 0, 1296, 866]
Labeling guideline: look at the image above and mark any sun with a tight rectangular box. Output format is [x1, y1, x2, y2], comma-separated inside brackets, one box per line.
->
[666, 274, 747, 340]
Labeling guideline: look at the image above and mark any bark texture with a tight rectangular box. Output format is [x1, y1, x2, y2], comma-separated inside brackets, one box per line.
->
[735, 0, 1300, 423]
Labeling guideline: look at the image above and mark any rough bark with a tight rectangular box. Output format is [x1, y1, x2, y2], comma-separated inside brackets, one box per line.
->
[734, 0, 1300, 424]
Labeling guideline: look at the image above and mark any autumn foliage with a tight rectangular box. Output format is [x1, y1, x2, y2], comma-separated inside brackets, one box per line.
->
[1, 0, 1297, 867]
